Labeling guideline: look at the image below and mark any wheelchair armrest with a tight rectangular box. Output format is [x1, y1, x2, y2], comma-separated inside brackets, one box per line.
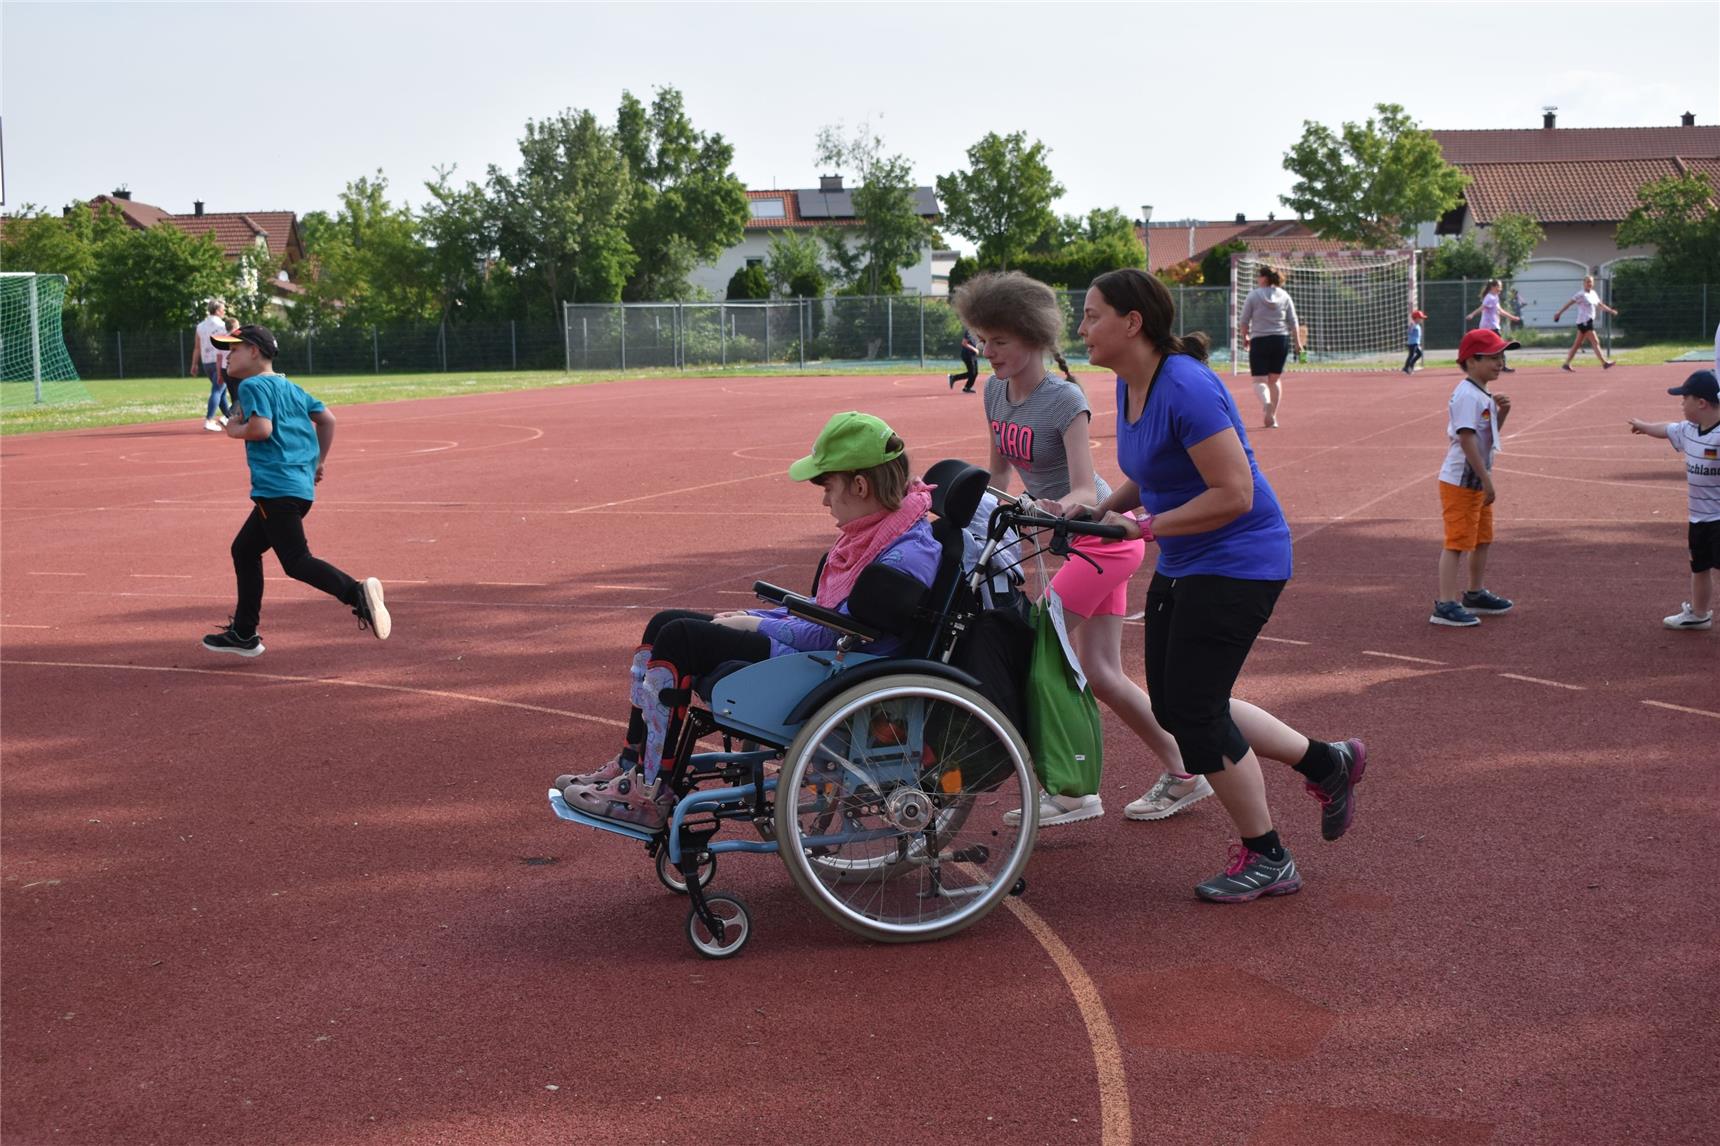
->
[752, 581, 881, 643]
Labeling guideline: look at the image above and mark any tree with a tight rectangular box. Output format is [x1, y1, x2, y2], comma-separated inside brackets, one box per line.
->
[815, 122, 930, 294]
[1013, 207, 1147, 289]
[489, 109, 635, 310]
[615, 88, 749, 301]
[725, 264, 770, 300]
[0, 200, 130, 313]
[1423, 235, 1496, 281]
[765, 231, 826, 298]
[1486, 212, 1545, 278]
[1281, 103, 1470, 244]
[1199, 239, 1249, 287]
[935, 132, 1064, 270]
[420, 165, 502, 323]
[1615, 172, 1720, 283]
[86, 221, 231, 330]
[948, 255, 979, 292]
[296, 172, 437, 329]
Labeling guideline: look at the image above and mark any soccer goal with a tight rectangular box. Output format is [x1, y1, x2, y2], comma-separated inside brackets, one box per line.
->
[1, 272, 86, 406]
[1230, 249, 1416, 373]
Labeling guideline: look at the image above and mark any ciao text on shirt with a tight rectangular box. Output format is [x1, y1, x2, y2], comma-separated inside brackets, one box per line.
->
[993, 419, 1035, 470]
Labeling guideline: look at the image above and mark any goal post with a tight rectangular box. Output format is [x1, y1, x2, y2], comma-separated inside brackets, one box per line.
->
[1, 272, 86, 406]
[1230, 249, 1417, 373]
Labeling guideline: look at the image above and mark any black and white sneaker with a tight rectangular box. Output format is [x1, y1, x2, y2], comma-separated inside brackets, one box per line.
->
[203, 620, 264, 658]
[1195, 844, 1301, 903]
[353, 577, 391, 640]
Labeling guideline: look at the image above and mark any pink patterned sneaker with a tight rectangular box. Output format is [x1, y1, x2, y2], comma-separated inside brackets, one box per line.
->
[556, 753, 632, 791]
[563, 770, 673, 830]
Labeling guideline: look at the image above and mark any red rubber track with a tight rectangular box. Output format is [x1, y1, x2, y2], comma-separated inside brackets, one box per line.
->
[2, 364, 1716, 1145]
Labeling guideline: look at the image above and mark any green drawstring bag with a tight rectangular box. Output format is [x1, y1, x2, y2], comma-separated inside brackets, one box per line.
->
[1024, 593, 1103, 797]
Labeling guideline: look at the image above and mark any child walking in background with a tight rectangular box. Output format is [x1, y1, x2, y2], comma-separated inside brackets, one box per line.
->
[202, 325, 391, 657]
[1467, 281, 1520, 373]
[1628, 369, 1720, 631]
[1431, 330, 1517, 627]
[948, 327, 981, 392]
[1403, 309, 1426, 375]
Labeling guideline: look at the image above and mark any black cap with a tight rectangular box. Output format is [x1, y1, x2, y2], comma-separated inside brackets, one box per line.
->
[1667, 369, 1719, 403]
[210, 324, 278, 359]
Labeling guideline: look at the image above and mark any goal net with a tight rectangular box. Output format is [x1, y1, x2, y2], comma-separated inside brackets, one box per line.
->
[1, 272, 87, 406]
[1230, 249, 1416, 373]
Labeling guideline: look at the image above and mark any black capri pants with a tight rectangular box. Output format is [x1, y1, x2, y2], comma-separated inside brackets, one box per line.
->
[1248, 334, 1291, 377]
[1143, 572, 1286, 774]
[641, 609, 772, 680]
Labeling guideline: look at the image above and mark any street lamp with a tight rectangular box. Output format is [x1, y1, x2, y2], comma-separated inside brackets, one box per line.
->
[1142, 204, 1153, 226]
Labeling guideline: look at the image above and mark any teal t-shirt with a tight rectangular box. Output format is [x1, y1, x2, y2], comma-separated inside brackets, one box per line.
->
[236, 373, 325, 501]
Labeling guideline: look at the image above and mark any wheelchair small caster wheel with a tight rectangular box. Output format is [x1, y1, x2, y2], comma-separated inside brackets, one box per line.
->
[686, 892, 751, 959]
[656, 848, 716, 895]
[1009, 877, 1027, 897]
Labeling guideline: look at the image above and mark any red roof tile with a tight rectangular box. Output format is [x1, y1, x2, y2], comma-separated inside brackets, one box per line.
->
[1141, 220, 1355, 272]
[1459, 159, 1713, 224]
[741, 186, 939, 230]
[1433, 126, 1720, 164]
[87, 194, 175, 229]
[167, 212, 304, 262]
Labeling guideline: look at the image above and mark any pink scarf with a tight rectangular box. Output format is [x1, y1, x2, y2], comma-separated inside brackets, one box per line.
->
[815, 480, 933, 608]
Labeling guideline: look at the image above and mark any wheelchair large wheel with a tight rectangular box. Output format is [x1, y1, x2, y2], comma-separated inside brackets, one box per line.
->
[775, 673, 1036, 944]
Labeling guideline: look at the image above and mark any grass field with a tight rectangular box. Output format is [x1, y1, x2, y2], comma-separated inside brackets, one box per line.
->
[1, 341, 1708, 435]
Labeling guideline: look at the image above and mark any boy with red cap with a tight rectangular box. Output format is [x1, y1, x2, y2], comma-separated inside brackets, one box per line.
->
[1402, 309, 1427, 375]
[1431, 329, 1517, 627]
[1628, 369, 1720, 631]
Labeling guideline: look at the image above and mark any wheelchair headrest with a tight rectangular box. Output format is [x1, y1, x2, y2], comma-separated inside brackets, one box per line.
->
[923, 459, 989, 530]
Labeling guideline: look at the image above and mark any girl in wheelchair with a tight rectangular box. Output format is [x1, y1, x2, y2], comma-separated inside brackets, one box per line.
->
[555, 412, 941, 830]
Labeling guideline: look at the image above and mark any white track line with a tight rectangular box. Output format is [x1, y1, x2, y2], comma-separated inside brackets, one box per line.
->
[1498, 672, 1586, 691]
[25, 572, 85, 577]
[130, 573, 194, 579]
[476, 581, 547, 588]
[1360, 650, 1447, 666]
[0, 624, 51, 629]
[1641, 700, 1720, 720]
[1257, 635, 1312, 646]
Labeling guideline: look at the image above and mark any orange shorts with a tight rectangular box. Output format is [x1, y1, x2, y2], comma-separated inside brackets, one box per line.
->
[1439, 480, 1494, 552]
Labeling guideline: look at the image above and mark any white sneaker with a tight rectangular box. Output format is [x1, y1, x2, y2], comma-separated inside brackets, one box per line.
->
[1003, 791, 1103, 828]
[218, 415, 229, 426]
[1663, 603, 1714, 630]
[203, 419, 222, 432]
[1125, 772, 1214, 821]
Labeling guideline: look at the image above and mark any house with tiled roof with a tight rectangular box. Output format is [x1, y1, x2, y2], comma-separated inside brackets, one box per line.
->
[688, 176, 942, 297]
[1423, 112, 1720, 304]
[1139, 214, 1356, 277]
[83, 190, 306, 309]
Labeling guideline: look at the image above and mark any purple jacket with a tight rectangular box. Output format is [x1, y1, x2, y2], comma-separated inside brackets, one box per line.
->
[750, 519, 941, 657]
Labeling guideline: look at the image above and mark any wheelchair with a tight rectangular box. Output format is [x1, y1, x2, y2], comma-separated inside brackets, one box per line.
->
[547, 459, 1127, 957]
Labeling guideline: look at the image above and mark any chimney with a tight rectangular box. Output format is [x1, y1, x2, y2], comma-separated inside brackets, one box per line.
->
[193, 200, 205, 217]
[112, 187, 132, 201]
[1235, 212, 1247, 224]
[1682, 111, 1696, 127]
[1267, 211, 1276, 222]
[1542, 106, 1557, 129]
[819, 174, 844, 192]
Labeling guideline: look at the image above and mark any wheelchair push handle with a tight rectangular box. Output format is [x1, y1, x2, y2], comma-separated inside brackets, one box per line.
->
[994, 506, 1131, 541]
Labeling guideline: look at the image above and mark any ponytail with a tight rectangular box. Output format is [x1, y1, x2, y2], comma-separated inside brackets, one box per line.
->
[1052, 350, 1077, 384]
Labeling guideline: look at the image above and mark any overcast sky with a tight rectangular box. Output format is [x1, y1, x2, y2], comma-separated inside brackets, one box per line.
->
[4, 1, 1716, 245]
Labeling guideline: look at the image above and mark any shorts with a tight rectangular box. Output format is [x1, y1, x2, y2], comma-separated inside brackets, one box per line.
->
[1048, 534, 1147, 618]
[1439, 480, 1494, 552]
[1691, 520, 1720, 573]
[1249, 334, 1290, 377]
[1576, 320, 1596, 333]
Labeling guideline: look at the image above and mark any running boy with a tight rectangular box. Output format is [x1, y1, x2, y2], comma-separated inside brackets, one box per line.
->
[1403, 309, 1426, 375]
[202, 324, 390, 656]
[1431, 329, 1517, 627]
[1628, 369, 1720, 631]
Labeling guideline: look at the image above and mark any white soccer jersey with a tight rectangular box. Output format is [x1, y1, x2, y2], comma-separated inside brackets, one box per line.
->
[1666, 419, 1720, 523]
[1439, 379, 1499, 490]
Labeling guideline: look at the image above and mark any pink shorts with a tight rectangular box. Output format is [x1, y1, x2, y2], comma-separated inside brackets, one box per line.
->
[1048, 534, 1148, 618]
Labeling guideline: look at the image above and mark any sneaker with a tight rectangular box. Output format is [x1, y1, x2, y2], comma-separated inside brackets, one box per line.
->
[1305, 739, 1366, 842]
[563, 769, 673, 830]
[203, 419, 222, 432]
[1125, 772, 1214, 821]
[557, 754, 631, 790]
[1429, 600, 1480, 627]
[1195, 844, 1301, 903]
[1561, 363, 1575, 373]
[353, 577, 391, 640]
[202, 620, 264, 658]
[1462, 588, 1514, 614]
[1501, 366, 1517, 373]
[218, 414, 230, 426]
[1663, 603, 1714, 631]
[1603, 360, 1615, 370]
[1003, 791, 1104, 828]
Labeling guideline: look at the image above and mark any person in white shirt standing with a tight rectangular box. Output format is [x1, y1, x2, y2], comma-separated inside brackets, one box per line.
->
[1628, 369, 1720, 631]
[1553, 275, 1619, 372]
[191, 299, 232, 431]
[1238, 266, 1303, 429]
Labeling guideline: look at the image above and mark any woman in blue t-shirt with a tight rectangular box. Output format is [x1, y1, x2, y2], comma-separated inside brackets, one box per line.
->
[1074, 268, 1368, 903]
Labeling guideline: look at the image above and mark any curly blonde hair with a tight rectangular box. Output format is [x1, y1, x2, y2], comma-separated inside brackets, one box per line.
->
[952, 271, 1063, 352]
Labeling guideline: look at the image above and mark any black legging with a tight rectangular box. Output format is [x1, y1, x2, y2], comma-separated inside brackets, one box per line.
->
[1403, 344, 1424, 372]
[230, 497, 359, 637]
[625, 609, 771, 743]
[949, 351, 978, 391]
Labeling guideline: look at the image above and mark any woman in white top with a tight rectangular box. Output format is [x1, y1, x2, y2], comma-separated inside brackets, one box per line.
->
[1553, 275, 1619, 372]
[1238, 267, 1302, 429]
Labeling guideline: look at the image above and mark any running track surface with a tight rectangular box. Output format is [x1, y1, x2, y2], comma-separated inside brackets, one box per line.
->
[2, 363, 1716, 1146]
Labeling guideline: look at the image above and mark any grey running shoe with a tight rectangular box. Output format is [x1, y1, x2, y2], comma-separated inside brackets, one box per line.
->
[1462, 588, 1513, 614]
[1195, 844, 1301, 903]
[1305, 739, 1367, 841]
[1125, 772, 1214, 821]
[1430, 600, 1480, 627]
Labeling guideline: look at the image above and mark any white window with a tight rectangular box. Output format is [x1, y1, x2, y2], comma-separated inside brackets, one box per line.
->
[748, 198, 786, 220]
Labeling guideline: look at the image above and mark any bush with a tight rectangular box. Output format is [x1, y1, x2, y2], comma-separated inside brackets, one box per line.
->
[725, 264, 770, 300]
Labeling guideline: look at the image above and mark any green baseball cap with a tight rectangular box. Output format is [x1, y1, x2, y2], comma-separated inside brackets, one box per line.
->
[788, 411, 904, 481]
